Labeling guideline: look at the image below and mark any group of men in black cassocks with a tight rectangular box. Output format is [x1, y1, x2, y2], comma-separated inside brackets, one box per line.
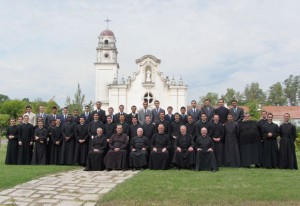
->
[5, 99, 298, 171]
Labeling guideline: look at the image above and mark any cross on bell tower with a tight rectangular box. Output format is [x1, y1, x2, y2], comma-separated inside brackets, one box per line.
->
[104, 18, 111, 29]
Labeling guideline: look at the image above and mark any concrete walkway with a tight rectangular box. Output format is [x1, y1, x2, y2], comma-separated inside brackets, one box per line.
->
[0, 169, 139, 206]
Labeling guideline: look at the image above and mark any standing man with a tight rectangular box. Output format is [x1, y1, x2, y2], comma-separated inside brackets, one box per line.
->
[107, 107, 116, 123]
[165, 106, 175, 122]
[126, 105, 139, 124]
[114, 105, 128, 124]
[257, 110, 268, 166]
[88, 113, 104, 149]
[17, 115, 34, 165]
[152, 100, 165, 124]
[201, 99, 215, 122]
[72, 109, 80, 124]
[179, 106, 188, 124]
[142, 115, 156, 141]
[138, 101, 152, 125]
[31, 121, 48, 165]
[262, 113, 279, 169]
[214, 99, 229, 124]
[60, 114, 76, 165]
[37, 106, 48, 125]
[103, 116, 116, 141]
[187, 100, 200, 123]
[93, 101, 106, 124]
[209, 114, 224, 167]
[74, 117, 89, 166]
[60, 107, 69, 125]
[278, 113, 298, 170]
[48, 106, 60, 126]
[23, 105, 37, 126]
[81, 105, 92, 124]
[229, 100, 244, 122]
[5, 118, 19, 165]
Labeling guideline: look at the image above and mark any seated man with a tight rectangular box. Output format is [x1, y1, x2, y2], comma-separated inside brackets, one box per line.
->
[129, 128, 149, 170]
[104, 124, 128, 170]
[85, 128, 107, 171]
[172, 125, 194, 169]
[149, 124, 170, 170]
[195, 127, 218, 172]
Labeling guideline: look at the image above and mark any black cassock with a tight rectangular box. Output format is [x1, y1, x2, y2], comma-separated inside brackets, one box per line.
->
[185, 122, 196, 137]
[31, 127, 48, 165]
[88, 120, 104, 149]
[120, 122, 130, 136]
[194, 135, 218, 171]
[257, 119, 268, 165]
[209, 122, 224, 167]
[61, 122, 76, 165]
[142, 122, 156, 141]
[155, 120, 170, 135]
[104, 133, 128, 170]
[279, 123, 298, 169]
[74, 124, 89, 165]
[50, 125, 62, 165]
[223, 122, 240, 167]
[238, 120, 260, 167]
[128, 124, 143, 139]
[214, 106, 229, 124]
[17, 123, 34, 165]
[172, 134, 194, 169]
[262, 122, 279, 168]
[5, 125, 19, 164]
[85, 135, 107, 171]
[149, 133, 170, 170]
[103, 122, 116, 139]
[195, 121, 211, 138]
[129, 136, 149, 168]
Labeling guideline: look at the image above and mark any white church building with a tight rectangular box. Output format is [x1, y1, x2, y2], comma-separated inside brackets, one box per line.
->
[95, 29, 188, 112]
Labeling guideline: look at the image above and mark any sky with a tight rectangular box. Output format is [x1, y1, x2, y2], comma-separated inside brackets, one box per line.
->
[0, 0, 299, 106]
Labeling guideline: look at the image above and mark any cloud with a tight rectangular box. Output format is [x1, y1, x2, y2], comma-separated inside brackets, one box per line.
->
[0, 0, 299, 108]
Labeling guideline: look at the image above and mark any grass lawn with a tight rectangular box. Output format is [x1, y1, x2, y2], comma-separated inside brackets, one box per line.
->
[99, 154, 300, 206]
[0, 142, 79, 190]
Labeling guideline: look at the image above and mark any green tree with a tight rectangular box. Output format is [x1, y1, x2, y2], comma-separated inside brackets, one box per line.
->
[221, 88, 244, 105]
[199, 92, 219, 106]
[0, 100, 27, 118]
[45, 98, 60, 114]
[267, 82, 287, 106]
[246, 101, 260, 120]
[243, 82, 266, 104]
[0, 94, 9, 104]
[30, 98, 47, 113]
[283, 75, 300, 106]
[0, 114, 10, 135]
[65, 83, 86, 113]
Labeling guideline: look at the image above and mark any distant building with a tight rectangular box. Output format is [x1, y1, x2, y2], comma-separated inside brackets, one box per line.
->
[94, 29, 188, 112]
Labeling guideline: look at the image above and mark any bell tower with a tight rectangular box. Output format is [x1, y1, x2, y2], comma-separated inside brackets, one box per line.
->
[94, 23, 119, 108]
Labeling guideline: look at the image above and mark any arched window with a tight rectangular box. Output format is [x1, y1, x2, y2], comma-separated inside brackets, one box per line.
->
[104, 40, 109, 44]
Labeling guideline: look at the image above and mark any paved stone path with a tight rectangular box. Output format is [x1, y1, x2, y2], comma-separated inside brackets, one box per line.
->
[0, 169, 139, 206]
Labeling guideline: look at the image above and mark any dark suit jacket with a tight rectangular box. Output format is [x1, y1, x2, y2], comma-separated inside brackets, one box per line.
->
[92, 109, 106, 124]
[114, 112, 128, 124]
[215, 106, 229, 124]
[229, 107, 244, 122]
[201, 106, 215, 122]
[37, 113, 48, 125]
[138, 108, 152, 125]
[47, 114, 61, 126]
[80, 113, 93, 124]
[152, 108, 165, 123]
[180, 114, 188, 124]
[187, 108, 200, 122]
[126, 113, 138, 124]
[60, 114, 69, 125]
[165, 114, 175, 122]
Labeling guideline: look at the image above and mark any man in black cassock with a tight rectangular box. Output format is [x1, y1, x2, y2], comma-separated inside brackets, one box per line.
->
[85, 127, 107, 171]
[155, 112, 170, 135]
[209, 114, 224, 167]
[31, 121, 48, 165]
[60, 115, 76, 165]
[262, 113, 279, 168]
[104, 124, 128, 170]
[279, 113, 298, 170]
[47, 119, 56, 164]
[88, 113, 104, 149]
[50, 119, 62, 165]
[214, 99, 229, 124]
[103, 116, 116, 141]
[172, 125, 194, 169]
[195, 113, 211, 137]
[17, 115, 34, 165]
[257, 110, 268, 167]
[223, 114, 240, 167]
[128, 116, 143, 140]
[149, 124, 171, 170]
[74, 117, 89, 166]
[142, 115, 156, 142]
[5, 119, 19, 164]
[195, 127, 218, 171]
[129, 128, 149, 170]
[169, 113, 184, 162]
[185, 115, 196, 137]
[238, 113, 260, 167]
[119, 114, 130, 136]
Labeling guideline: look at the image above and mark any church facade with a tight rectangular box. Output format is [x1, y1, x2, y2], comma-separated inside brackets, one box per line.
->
[95, 29, 188, 112]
